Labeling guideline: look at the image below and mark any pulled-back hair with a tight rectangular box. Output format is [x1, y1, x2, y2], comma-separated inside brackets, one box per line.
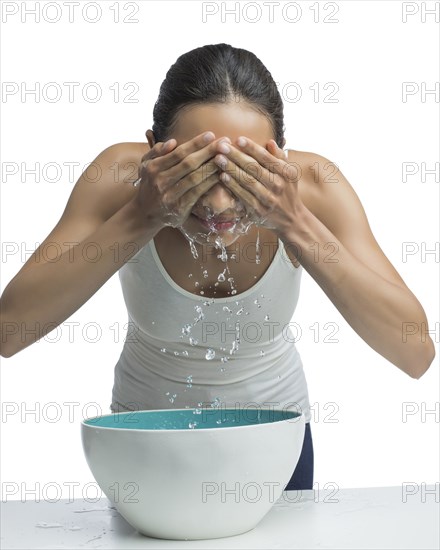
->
[152, 43, 285, 147]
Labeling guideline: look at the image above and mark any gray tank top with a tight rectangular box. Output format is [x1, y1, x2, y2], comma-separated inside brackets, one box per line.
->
[111, 236, 311, 423]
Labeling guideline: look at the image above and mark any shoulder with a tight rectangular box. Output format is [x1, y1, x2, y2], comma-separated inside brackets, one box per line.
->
[106, 141, 151, 172]
[286, 148, 360, 229]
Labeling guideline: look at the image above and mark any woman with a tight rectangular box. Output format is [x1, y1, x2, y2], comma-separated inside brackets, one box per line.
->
[0, 44, 435, 491]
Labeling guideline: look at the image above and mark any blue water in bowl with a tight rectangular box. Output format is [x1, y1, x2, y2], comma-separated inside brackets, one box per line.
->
[83, 408, 301, 430]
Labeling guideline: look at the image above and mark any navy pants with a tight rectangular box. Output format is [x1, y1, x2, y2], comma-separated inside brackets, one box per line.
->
[284, 422, 314, 490]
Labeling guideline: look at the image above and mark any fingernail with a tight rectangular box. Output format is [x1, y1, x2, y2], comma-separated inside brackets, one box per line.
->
[203, 132, 215, 143]
[237, 136, 247, 147]
[218, 143, 231, 154]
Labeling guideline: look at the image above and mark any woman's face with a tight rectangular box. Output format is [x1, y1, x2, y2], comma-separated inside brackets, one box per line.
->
[153, 102, 277, 249]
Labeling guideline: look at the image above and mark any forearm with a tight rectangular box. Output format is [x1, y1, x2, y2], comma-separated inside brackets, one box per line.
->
[279, 205, 435, 378]
[0, 200, 158, 357]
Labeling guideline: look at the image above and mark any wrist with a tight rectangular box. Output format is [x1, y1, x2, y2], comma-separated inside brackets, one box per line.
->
[275, 200, 309, 241]
[125, 198, 164, 239]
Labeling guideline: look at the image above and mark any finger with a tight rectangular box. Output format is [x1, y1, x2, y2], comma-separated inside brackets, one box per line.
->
[178, 169, 224, 220]
[137, 140, 178, 182]
[170, 159, 220, 201]
[218, 170, 264, 220]
[228, 138, 296, 185]
[267, 139, 288, 161]
[161, 136, 231, 187]
[151, 131, 218, 173]
[214, 154, 274, 207]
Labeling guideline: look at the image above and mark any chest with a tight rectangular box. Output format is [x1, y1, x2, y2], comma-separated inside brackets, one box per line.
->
[153, 230, 279, 299]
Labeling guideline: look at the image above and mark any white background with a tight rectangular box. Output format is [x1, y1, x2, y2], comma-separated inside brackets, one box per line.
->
[1, 0, 439, 502]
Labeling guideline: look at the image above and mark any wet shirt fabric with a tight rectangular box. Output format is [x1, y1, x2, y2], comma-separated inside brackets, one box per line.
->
[111, 236, 312, 423]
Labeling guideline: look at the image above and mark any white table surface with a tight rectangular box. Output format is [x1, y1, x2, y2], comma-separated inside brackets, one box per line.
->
[1, 485, 439, 549]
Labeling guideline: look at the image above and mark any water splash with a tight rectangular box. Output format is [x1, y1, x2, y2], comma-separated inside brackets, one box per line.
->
[255, 229, 261, 265]
[230, 340, 239, 355]
[182, 324, 192, 336]
[205, 348, 215, 360]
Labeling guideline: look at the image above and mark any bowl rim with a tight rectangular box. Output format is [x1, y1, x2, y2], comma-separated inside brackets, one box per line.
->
[80, 407, 304, 433]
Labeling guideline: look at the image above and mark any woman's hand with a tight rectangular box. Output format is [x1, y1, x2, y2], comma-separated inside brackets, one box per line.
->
[213, 137, 304, 235]
[133, 132, 231, 229]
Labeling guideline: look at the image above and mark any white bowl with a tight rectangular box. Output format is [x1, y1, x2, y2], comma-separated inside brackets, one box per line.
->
[81, 407, 305, 540]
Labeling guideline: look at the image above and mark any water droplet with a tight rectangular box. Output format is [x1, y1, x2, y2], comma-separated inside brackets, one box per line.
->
[255, 229, 261, 265]
[188, 273, 193, 278]
[181, 350, 189, 356]
[188, 421, 198, 429]
[200, 290, 204, 295]
[189, 240, 198, 259]
[160, 348, 167, 353]
[260, 350, 265, 357]
[186, 375, 193, 388]
[181, 324, 192, 336]
[202, 269, 208, 278]
[174, 351, 179, 356]
[205, 348, 215, 360]
[223, 306, 232, 313]
[221, 356, 229, 363]
[230, 254, 236, 260]
[195, 281, 200, 287]
[236, 307, 244, 315]
[231, 289, 237, 295]
[216, 419, 223, 424]
[189, 337, 198, 346]
[193, 408, 202, 415]
[260, 294, 265, 298]
[151, 321, 155, 325]
[230, 340, 239, 355]
[211, 397, 221, 408]
[265, 315, 270, 321]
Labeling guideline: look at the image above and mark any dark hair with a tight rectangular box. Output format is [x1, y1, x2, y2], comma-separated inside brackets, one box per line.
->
[152, 43, 285, 147]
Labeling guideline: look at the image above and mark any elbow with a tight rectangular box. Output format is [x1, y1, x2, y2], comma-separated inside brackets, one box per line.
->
[0, 346, 17, 359]
[0, 315, 20, 358]
[0, 336, 20, 358]
[407, 339, 436, 380]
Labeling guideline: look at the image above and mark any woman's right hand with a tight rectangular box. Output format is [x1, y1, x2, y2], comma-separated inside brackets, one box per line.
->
[133, 131, 231, 229]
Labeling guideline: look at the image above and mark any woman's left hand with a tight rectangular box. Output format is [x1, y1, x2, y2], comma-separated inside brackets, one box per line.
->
[213, 136, 304, 234]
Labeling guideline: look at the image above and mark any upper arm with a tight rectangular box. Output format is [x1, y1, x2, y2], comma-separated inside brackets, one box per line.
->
[291, 149, 410, 291]
[19, 142, 146, 273]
